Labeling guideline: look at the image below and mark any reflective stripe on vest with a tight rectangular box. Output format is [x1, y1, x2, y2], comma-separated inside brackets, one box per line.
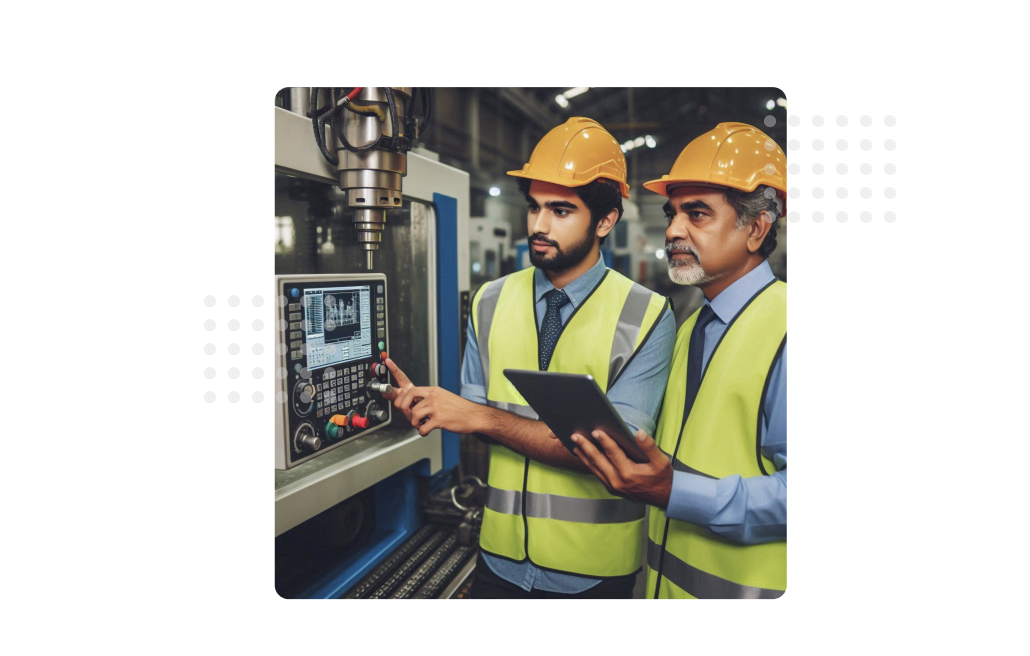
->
[472, 267, 667, 578]
[646, 539, 783, 599]
[648, 280, 787, 598]
[486, 487, 646, 524]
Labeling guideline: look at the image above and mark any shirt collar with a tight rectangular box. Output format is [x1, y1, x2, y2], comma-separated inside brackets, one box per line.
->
[534, 253, 607, 309]
[705, 260, 776, 324]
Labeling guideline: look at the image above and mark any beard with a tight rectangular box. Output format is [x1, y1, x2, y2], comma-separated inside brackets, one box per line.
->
[528, 230, 595, 272]
[666, 241, 721, 286]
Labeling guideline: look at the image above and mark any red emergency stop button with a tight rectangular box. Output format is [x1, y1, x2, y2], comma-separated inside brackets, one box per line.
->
[351, 415, 369, 430]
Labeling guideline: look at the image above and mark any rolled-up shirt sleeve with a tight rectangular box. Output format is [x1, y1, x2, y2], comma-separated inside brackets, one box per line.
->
[459, 319, 487, 404]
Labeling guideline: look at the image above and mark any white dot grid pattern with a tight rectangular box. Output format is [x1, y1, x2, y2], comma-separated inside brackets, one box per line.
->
[203, 300, 265, 407]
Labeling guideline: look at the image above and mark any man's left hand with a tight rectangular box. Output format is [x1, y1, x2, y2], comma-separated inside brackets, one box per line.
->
[408, 387, 483, 436]
[570, 429, 674, 509]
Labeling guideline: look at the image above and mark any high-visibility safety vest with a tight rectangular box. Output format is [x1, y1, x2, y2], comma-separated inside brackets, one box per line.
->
[471, 266, 668, 578]
[647, 279, 787, 598]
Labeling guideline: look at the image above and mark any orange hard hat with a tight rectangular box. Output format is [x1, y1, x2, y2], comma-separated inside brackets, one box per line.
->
[508, 117, 630, 199]
[644, 122, 787, 203]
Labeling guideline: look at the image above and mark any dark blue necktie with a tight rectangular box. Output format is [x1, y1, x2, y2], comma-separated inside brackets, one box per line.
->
[683, 304, 718, 421]
[539, 288, 571, 371]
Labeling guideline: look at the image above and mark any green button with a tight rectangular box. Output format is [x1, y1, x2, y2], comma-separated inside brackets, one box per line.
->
[378, 341, 385, 350]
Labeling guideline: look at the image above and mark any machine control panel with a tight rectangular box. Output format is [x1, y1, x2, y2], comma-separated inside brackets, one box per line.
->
[276, 274, 392, 469]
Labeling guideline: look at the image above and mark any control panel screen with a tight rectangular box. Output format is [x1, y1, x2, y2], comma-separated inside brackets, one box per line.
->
[303, 285, 373, 369]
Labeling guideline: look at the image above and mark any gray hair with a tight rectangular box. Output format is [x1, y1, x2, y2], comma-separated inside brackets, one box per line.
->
[724, 185, 781, 259]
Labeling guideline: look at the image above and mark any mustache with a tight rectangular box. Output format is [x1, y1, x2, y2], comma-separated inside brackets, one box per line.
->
[529, 234, 559, 247]
[665, 241, 699, 260]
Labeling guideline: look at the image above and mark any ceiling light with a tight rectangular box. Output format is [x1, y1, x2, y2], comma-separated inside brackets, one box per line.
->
[489, 187, 500, 197]
[555, 94, 569, 108]
[563, 87, 589, 99]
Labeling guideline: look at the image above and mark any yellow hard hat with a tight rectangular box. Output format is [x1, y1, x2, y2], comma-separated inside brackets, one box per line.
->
[508, 117, 630, 199]
[644, 122, 787, 202]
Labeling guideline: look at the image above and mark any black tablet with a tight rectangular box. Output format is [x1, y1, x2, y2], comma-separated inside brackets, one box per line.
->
[502, 369, 649, 464]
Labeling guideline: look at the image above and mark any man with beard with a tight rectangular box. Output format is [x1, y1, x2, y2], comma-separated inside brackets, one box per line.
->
[563, 123, 788, 598]
[383, 117, 675, 598]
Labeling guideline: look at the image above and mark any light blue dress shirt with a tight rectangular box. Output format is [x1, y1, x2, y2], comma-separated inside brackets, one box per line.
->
[461, 254, 676, 593]
[664, 260, 787, 545]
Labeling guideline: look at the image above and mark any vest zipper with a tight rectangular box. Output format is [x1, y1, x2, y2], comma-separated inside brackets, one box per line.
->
[521, 457, 530, 561]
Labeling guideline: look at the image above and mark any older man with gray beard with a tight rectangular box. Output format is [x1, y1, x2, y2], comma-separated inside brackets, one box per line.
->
[562, 123, 789, 598]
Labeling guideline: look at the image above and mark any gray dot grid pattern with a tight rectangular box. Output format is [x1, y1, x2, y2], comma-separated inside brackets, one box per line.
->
[203, 293, 274, 403]
[832, 113, 898, 223]
[538, 289, 570, 371]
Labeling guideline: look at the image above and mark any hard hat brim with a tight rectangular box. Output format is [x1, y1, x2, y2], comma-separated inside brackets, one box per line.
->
[643, 177, 786, 197]
[507, 169, 631, 199]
